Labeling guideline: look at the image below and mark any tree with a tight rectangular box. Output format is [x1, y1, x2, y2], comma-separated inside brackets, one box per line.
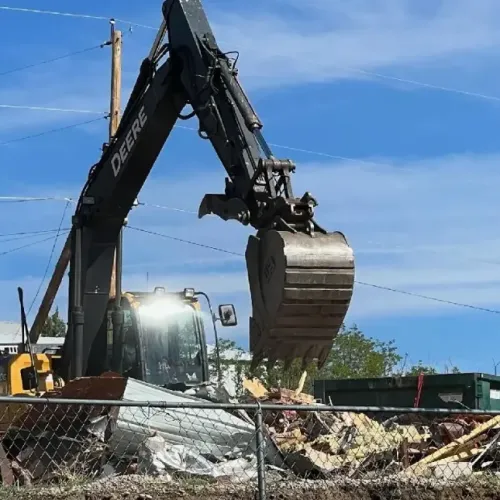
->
[318, 324, 402, 380]
[402, 360, 461, 376]
[405, 362, 438, 376]
[214, 324, 405, 395]
[214, 324, 462, 396]
[208, 339, 248, 397]
[39, 308, 66, 337]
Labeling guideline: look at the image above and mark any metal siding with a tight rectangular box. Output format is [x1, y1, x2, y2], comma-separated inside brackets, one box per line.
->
[110, 379, 256, 458]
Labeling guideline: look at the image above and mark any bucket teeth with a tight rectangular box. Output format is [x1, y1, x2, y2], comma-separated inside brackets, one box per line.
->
[246, 229, 354, 370]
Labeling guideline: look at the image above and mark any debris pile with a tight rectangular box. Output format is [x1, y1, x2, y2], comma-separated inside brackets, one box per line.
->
[0, 375, 260, 486]
[242, 377, 500, 480]
[0, 373, 127, 485]
[1, 374, 500, 488]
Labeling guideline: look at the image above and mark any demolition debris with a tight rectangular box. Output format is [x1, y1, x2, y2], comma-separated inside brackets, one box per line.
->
[1, 375, 500, 491]
[242, 378, 500, 480]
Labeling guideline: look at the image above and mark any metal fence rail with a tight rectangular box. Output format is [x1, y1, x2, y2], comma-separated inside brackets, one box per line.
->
[0, 396, 499, 499]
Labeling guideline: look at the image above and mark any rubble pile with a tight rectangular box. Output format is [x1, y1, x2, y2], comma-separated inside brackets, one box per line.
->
[242, 377, 500, 480]
[1, 374, 500, 490]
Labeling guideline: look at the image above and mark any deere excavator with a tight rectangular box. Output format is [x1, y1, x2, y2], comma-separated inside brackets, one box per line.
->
[9, 0, 355, 393]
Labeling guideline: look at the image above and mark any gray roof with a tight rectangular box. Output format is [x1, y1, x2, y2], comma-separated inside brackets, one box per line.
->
[0, 322, 65, 345]
[0, 321, 22, 342]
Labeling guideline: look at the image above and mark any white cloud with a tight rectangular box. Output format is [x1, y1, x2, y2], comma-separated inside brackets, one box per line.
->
[211, 0, 500, 91]
[1, 0, 499, 138]
[6, 150, 500, 323]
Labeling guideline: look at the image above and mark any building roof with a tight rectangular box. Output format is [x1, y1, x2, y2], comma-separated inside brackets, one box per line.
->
[0, 321, 22, 342]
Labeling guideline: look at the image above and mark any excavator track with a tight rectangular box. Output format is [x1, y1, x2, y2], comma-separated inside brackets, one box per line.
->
[246, 229, 355, 370]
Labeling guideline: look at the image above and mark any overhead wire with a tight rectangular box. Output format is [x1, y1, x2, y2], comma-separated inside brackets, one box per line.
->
[173, 124, 386, 165]
[26, 201, 70, 315]
[0, 104, 105, 114]
[126, 225, 500, 315]
[0, 9, 495, 315]
[4, 202, 500, 313]
[0, 6, 155, 30]
[1, 7, 498, 106]
[346, 67, 500, 103]
[0, 228, 70, 238]
[127, 225, 241, 256]
[0, 116, 107, 147]
[137, 201, 198, 216]
[0, 232, 66, 244]
[0, 196, 74, 203]
[0, 232, 68, 257]
[0, 42, 110, 78]
[1, 6, 498, 105]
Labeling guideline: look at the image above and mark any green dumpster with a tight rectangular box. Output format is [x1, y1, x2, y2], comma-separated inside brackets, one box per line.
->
[313, 373, 500, 410]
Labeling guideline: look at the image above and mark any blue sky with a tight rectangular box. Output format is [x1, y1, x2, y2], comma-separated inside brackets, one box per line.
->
[0, 0, 499, 373]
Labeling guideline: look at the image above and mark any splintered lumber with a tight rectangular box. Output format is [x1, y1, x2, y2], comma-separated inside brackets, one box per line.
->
[295, 371, 308, 397]
[407, 414, 500, 474]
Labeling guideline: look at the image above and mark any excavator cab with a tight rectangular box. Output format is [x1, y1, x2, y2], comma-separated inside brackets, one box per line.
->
[101, 287, 235, 388]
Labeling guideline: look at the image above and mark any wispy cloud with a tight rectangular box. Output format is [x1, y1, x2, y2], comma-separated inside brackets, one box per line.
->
[5, 150, 500, 323]
[2, 0, 499, 139]
[212, 0, 500, 91]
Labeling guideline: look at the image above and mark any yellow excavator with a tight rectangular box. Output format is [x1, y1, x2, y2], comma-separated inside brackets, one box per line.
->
[11, 0, 355, 393]
[4, 285, 236, 395]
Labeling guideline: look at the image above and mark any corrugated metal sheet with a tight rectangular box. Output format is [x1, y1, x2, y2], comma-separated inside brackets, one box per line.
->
[110, 379, 256, 459]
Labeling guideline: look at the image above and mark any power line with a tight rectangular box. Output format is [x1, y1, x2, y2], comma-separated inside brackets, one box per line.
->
[0, 104, 105, 114]
[137, 201, 199, 216]
[0, 228, 69, 238]
[0, 196, 74, 203]
[0, 228, 70, 244]
[0, 42, 110, 78]
[355, 281, 500, 315]
[0, 116, 107, 147]
[0, 232, 64, 244]
[174, 124, 385, 166]
[4, 7, 497, 104]
[26, 201, 70, 315]
[3, 6, 496, 104]
[127, 226, 242, 256]
[0, 6, 155, 30]
[347, 67, 500, 103]
[0, 232, 68, 257]
[126, 225, 500, 315]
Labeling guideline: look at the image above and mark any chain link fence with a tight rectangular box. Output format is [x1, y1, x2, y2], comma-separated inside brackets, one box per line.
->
[0, 396, 498, 499]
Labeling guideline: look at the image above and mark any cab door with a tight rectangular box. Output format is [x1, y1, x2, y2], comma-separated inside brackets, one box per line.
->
[105, 298, 142, 379]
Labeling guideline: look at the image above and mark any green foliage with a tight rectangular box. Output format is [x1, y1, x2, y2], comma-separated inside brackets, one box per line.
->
[405, 362, 438, 376]
[209, 339, 248, 397]
[319, 324, 402, 379]
[404, 361, 460, 376]
[39, 307, 66, 337]
[213, 324, 462, 394]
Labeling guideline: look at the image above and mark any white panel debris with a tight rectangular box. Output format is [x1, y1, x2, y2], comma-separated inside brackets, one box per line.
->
[109, 378, 256, 460]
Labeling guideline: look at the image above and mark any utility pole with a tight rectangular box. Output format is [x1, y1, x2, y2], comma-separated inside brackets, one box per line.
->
[108, 20, 124, 373]
[29, 24, 121, 354]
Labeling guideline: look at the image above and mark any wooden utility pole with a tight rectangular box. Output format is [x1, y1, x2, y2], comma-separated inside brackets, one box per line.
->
[29, 23, 122, 344]
[108, 21, 124, 373]
[109, 20, 122, 298]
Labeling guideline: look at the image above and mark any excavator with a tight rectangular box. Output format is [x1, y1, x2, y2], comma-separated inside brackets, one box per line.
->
[12, 0, 355, 391]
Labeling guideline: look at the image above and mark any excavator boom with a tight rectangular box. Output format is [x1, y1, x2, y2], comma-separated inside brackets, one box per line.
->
[60, 0, 355, 380]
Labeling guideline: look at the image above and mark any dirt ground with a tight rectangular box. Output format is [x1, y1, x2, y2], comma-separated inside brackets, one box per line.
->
[0, 475, 498, 500]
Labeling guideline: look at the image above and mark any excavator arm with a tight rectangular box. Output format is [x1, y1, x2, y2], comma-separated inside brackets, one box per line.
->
[59, 0, 355, 380]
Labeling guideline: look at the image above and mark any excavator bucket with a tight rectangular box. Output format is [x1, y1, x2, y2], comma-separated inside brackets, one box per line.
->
[246, 229, 355, 370]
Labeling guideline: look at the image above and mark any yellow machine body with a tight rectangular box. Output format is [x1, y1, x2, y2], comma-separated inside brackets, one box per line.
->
[0, 352, 57, 396]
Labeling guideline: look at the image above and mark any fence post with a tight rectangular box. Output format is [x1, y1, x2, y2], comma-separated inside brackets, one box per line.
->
[255, 403, 267, 500]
